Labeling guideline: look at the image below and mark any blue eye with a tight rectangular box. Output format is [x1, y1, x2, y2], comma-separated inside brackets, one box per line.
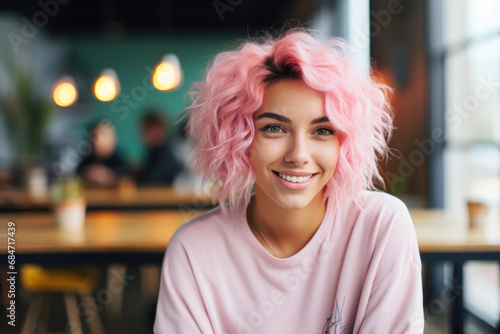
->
[259, 124, 284, 133]
[314, 128, 336, 135]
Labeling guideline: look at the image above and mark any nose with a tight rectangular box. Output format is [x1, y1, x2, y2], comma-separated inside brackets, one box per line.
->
[283, 133, 309, 166]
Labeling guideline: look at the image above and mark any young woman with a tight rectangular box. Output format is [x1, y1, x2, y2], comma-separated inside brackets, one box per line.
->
[154, 30, 424, 333]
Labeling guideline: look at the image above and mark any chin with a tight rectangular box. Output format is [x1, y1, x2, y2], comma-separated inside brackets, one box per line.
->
[272, 193, 319, 211]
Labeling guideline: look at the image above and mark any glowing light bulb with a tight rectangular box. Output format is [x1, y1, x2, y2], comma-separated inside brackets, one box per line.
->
[153, 63, 177, 91]
[52, 76, 78, 107]
[94, 69, 120, 102]
[152, 54, 183, 91]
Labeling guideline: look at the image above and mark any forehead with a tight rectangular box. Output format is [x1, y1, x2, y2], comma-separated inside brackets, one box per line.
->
[257, 80, 325, 119]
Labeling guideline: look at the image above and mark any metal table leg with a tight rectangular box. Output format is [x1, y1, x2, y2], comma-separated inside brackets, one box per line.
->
[451, 261, 464, 334]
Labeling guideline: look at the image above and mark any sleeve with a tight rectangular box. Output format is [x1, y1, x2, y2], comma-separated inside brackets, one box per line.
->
[154, 238, 212, 334]
[358, 262, 424, 333]
[357, 197, 425, 333]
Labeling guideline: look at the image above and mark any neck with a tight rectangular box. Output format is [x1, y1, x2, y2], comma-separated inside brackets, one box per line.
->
[249, 188, 327, 258]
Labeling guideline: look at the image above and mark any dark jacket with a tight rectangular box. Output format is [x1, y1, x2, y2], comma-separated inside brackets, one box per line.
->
[136, 142, 182, 185]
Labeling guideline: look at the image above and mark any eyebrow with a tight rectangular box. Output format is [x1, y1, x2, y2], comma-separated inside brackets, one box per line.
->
[311, 116, 330, 124]
[256, 112, 331, 125]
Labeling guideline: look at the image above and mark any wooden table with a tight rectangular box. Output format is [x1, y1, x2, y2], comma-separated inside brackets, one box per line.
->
[0, 186, 213, 212]
[412, 209, 500, 254]
[0, 210, 204, 264]
[5, 208, 497, 256]
[412, 209, 500, 334]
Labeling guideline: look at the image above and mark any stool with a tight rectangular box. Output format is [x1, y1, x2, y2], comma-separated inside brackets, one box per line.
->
[20, 265, 105, 334]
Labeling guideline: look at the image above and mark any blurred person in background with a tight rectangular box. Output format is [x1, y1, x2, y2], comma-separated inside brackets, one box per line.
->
[76, 119, 129, 187]
[136, 108, 183, 185]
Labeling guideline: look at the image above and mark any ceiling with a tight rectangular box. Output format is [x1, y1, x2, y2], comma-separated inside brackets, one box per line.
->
[0, 0, 317, 35]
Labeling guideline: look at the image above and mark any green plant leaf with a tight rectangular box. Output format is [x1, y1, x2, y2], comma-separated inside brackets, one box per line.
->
[0, 52, 54, 163]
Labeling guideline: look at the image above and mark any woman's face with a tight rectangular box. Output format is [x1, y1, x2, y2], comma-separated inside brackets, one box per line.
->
[250, 79, 340, 211]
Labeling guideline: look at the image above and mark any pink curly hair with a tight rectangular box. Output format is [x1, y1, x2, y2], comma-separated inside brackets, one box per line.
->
[187, 29, 393, 213]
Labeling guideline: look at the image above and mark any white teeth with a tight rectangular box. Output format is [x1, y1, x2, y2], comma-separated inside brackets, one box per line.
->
[278, 173, 312, 183]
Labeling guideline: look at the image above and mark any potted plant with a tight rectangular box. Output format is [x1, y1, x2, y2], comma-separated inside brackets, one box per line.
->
[0, 54, 54, 197]
[50, 176, 86, 230]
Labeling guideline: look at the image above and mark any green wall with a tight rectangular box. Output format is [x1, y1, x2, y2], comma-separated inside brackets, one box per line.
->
[69, 32, 243, 166]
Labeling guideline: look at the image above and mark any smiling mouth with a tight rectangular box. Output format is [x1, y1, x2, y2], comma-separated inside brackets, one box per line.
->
[275, 172, 317, 183]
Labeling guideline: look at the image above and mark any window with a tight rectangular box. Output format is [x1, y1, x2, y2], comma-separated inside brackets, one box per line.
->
[443, 0, 500, 210]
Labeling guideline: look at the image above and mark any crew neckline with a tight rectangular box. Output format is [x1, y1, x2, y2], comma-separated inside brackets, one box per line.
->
[238, 197, 336, 266]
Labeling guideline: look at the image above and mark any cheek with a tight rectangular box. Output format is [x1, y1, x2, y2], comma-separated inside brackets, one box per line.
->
[248, 141, 262, 176]
[248, 141, 259, 167]
[316, 141, 340, 174]
[249, 138, 283, 170]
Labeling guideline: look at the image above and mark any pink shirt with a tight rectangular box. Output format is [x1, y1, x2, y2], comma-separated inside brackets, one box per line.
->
[154, 191, 424, 333]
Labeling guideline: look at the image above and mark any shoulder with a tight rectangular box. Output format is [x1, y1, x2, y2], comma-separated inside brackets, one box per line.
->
[353, 190, 413, 229]
[357, 190, 409, 215]
[159, 142, 175, 153]
[358, 191, 420, 263]
[169, 206, 233, 248]
[155, 143, 176, 158]
[336, 190, 411, 226]
[165, 206, 243, 269]
[366, 191, 413, 229]
[336, 191, 415, 247]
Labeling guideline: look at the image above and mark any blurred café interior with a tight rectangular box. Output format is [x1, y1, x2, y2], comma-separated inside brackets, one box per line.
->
[0, 0, 499, 333]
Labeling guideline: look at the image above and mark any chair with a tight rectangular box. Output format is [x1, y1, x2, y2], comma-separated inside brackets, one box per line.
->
[20, 265, 105, 334]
